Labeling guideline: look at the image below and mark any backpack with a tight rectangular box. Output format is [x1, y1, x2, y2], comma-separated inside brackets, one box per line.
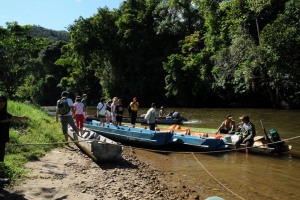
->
[57, 98, 71, 115]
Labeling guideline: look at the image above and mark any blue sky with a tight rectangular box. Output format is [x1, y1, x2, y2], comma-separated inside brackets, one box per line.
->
[0, 0, 125, 31]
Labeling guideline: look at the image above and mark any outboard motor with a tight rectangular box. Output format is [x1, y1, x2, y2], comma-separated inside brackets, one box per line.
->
[269, 129, 284, 150]
[269, 129, 281, 142]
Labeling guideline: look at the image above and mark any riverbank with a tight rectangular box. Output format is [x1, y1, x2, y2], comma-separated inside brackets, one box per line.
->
[1, 143, 202, 200]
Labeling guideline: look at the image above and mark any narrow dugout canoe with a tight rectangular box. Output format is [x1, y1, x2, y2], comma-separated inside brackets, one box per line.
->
[68, 128, 123, 162]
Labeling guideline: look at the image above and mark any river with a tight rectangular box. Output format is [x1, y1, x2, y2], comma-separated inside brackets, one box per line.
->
[121, 108, 300, 200]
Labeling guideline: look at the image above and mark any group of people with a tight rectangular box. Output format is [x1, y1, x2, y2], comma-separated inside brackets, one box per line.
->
[55, 92, 142, 144]
[96, 97, 125, 126]
[215, 114, 256, 152]
[54, 91, 256, 151]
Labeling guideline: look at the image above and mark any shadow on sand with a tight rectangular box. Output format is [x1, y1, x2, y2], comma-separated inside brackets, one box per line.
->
[0, 187, 28, 200]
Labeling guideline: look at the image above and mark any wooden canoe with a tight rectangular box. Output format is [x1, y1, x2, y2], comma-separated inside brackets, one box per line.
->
[68, 128, 123, 162]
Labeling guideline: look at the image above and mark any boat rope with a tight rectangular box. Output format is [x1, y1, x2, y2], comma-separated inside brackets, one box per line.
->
[6, 140, 84, 146]
[117, 134, 299, 155]
[191, 153, 246, 200]
[281, 135, 300, 142]
[6, 135, 300, 154]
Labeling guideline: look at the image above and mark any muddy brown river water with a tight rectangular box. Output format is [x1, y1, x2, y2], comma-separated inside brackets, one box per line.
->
[126, 108, 300, 200]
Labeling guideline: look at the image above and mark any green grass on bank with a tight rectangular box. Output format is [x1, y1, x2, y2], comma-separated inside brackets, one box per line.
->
[0, 101, 64, 184]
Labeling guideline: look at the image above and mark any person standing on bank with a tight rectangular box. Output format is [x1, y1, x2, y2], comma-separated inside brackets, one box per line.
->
[106, 99, 112, 124]
[111, 97, 118, 125]
[115, 99, 124, 126]
[81, 94, 88, 117]
[129, 97, 139, 127]
[56, 91, 79, 144]
[97, 98, 106, 126]
[235, 115, 256, 153]
[145, 103, 157, 130]
[215, 114, 236, 135]
[0, 94, 29, 162]
[74, 96, 85, 136]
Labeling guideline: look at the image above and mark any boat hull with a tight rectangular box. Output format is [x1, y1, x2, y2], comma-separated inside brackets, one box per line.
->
[68, 128, 123, 161]
[84, 120, 173, 148]
[171, 133, 228, 151]
[223, 135, 292, 155]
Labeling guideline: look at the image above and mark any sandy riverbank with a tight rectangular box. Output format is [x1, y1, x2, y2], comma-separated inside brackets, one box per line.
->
[1, 144, 203, 200]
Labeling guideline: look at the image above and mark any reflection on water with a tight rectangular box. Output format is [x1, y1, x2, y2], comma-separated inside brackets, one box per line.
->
[126, 108, 300, 199]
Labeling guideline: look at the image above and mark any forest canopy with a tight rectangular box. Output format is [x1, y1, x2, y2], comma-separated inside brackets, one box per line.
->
[0, 0, 299, 109]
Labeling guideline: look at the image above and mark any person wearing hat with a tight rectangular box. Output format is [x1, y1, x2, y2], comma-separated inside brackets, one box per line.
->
[215, 114, 236, 135]
[234, 115, 256, 153]
[129, 97, 139, 127]
[56, 91, 79, 144]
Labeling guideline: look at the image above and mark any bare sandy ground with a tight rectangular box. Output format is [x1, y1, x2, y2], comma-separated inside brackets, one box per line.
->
[0, 144, 201, 200]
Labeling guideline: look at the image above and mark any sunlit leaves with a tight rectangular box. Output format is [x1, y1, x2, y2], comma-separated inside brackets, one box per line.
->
[0, 23, 47, 97]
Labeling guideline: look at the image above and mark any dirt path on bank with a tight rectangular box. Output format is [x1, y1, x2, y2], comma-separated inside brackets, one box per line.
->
[0, 144, 202, 200]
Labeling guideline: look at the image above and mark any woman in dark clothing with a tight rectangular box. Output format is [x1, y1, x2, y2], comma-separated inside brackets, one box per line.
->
[0, 94, 29, 162]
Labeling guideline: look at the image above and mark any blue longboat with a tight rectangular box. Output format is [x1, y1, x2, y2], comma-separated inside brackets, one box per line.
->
[171, 132, 229, 151]
[84, 120, 173, 147]
[85, 120, 228, 151]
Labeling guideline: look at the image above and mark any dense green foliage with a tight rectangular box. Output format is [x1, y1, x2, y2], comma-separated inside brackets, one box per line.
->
[28, 25, 69, 42]
[0, 0, 299, 108]
[0, 101, 63, 183]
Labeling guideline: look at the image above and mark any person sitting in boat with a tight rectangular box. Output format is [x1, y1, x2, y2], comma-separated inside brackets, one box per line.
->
[172, 111, 181, 119]
[158, 106, 166, 118]
[166, 111, 181, 119]
[166, 111, 174, 119]
[234, 115, 256, 153]
[215, 114, 236, 135]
